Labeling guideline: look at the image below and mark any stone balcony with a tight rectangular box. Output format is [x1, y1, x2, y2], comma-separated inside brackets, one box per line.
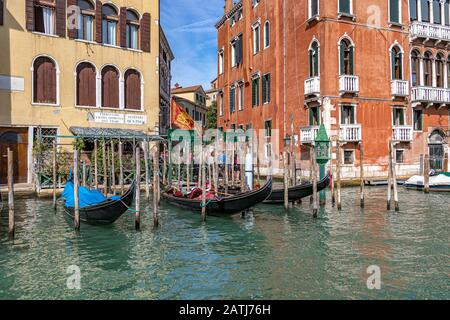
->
[339, 75, 359, 95]
[410, 21, 450, 44]
[391, 80, 409, 97]
[392, 126, 413, 142]
[300, 126, 319, 144]
[411, 86, 450, 105]
[340, 124, 362, 142]
[304, 77, 320, 96]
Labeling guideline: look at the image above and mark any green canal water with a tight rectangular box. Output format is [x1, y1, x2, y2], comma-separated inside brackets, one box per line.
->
[0, 187, 448, 300]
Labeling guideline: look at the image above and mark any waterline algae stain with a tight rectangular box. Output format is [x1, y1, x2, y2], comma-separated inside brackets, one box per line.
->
[0, 188, 448, 300]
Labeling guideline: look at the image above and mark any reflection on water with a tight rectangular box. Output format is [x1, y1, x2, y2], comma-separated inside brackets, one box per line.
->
[0, 187, 448, 299]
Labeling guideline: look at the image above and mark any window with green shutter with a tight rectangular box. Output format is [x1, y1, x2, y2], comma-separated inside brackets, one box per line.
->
[341, 105, 355, 124]
[389, 0, 400, 23]
[339, 0, 351, 14]
[262, 73, 270, 104]
[230, 87, 236, 113]
[252, 77, 260, 107]
[393, 108, 405, 126]
[413, 109, 423, 131]
[340, 39, 354, 75]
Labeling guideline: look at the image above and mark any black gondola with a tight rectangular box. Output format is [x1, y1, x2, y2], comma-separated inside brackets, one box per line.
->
[162, 178, 273, 215]
[64, 181, 136, 225]
[263, 173, 331, 204]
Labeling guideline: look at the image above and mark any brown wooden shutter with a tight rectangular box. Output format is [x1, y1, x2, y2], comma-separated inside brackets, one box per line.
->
[67, 0, 77, 39]
[125, 70, 141, 110]
[119, 7, 127, 47]
[34, 57, 56, 104]
[140, 13, 151, 52]
[102, 66, 119, 108]
[26, 0, 34, 31]
[77, 63, 96, 107]
[95, 0, 103, 43]
[55, 0, 66, 37]
[0, 0, 4, 26]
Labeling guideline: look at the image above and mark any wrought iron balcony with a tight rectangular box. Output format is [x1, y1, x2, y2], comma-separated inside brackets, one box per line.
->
[410, 21, 450, 43]
[304, 77, 320, 96]
[411, 86, 450, 104]
[340, 124, 362, 142]
[393, 126, 413, 142]
[391, 80, 409, 97]
[339, 75, 359, 94]
[300, 126, 320, 144]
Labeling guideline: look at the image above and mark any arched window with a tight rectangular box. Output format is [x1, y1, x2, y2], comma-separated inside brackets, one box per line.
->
[76, 62, 96, 107]
[447, 55, 450, 88]
[339, 38, 354, 75]
[433, 0, 441, 24]
[391, 46, 403, 80]
[33, 56, 57, 104]
[101, 66, 119, 108]
[264, 21, 270, 48]
[126, 10, 140, 49]
[77, 0, 95, 41]
[436, 53, 445, 88]
[124, 69, 142, 110]
[423, 51, 433, 87]
[411, 50, 421, 86]
[409, 0, 418, 21]
[102, 4, 118, 46]
[309, 41, 319, 77]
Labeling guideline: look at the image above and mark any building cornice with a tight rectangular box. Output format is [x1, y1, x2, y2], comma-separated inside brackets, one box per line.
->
[215, 1, 243, 29]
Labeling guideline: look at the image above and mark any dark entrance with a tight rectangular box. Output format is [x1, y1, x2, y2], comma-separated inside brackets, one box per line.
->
[428, 130, 445, 172]
[0, 128, 29, 184]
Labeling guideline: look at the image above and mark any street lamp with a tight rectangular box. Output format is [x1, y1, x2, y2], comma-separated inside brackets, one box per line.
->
[314, 124, 330, 204]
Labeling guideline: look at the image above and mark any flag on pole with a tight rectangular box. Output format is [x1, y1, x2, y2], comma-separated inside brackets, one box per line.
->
[171, 98, 202, 136]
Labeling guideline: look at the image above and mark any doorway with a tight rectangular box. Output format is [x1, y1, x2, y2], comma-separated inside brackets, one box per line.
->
[0, 128, 29, 184]
[428, 130, 445, 172]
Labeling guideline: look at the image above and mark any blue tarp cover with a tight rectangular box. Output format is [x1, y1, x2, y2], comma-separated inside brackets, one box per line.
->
[61, 182, 121, 208]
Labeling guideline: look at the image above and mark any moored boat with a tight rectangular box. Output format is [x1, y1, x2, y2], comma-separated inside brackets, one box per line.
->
[263, 172, 331, 204]
[404, 173, 450, 192]
[161, 178, 273, 215]
[62, 181, 137, 225]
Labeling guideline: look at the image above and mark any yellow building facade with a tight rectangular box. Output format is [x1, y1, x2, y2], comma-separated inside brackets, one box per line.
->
[0, 0, 160, 183]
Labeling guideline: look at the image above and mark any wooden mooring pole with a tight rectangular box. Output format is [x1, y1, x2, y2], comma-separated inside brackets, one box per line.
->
[102, 140, 107, 196]
[110, 140, 116, 195]
[94, 139, 98, 190]
[200, 144, 207, 222]
[424, 154, 430, 194]
[336, 141, 342, 211]
[119, 140, 124, 195]
[135, 147, 141, 230]
[283, 149, 289, 210]
[387, 143, 393, 210]
[52, 140, 57, 210]
[152, 146, 159, 227]
[359, 142, 365, 208]
[311, 147, 318, 218]
[7, 148, 15, 239]
[73, 149, 80, 231]
[143, 141, 150, 200]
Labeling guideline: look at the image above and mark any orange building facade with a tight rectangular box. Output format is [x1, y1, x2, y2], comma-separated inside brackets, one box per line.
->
[216, 0, 450, 178]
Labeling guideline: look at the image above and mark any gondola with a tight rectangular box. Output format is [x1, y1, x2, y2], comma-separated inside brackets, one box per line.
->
[161, 178, 273, 215]
[63, 180, 137, 225]
[263, 172, 331, 204]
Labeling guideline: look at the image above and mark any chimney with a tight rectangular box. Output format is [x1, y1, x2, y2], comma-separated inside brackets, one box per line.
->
[174, 83, 181, 88]
[224, 0, 233, 13]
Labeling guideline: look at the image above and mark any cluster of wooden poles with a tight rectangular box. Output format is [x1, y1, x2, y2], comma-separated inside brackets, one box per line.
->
[68, 140, 164, 231]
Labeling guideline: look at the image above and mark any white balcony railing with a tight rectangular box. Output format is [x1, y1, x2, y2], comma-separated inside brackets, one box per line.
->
[410, 21, 450, 42]
[304, 77, 320, 96]
[339, 75, 359, 94]
[300, 126, 320, 144]
[411, 86, 450, 104]
[391, 80, 409, 97]
[393, 126, 413, 142]
[340, 124, 362, 142]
